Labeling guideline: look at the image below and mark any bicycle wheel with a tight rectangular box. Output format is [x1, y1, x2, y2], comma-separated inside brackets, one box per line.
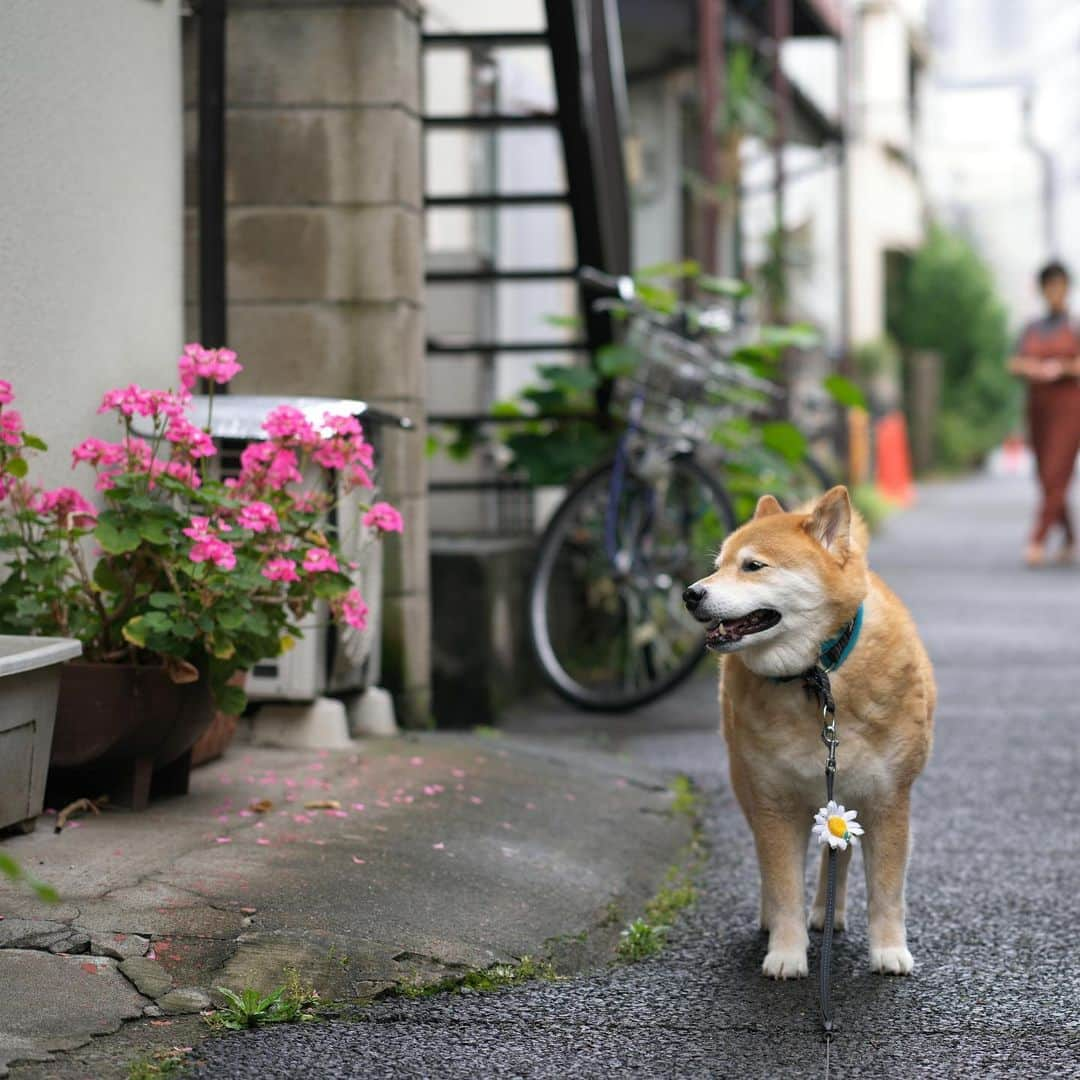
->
[529, 454, 736, 711]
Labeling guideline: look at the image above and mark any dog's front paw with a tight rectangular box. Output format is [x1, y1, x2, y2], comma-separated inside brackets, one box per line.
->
[870, 945, 913, 975]
[762, 948, 808, 979]
[808, 907, 846, 932]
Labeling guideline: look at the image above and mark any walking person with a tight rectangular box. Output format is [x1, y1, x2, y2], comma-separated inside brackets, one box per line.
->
[1009, 260, 1080, 566]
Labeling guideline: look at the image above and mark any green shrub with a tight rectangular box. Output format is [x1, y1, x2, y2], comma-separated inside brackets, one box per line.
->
[890, 226, 1019, 469]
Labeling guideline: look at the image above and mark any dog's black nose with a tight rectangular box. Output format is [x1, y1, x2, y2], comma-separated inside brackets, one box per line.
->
[682, 584, 706, 611]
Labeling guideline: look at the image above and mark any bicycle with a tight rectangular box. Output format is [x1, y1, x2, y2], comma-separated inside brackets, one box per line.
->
[527, 267, 833, 711]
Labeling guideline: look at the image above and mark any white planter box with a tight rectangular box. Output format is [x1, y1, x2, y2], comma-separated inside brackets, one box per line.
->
[0, 636, 82, 833]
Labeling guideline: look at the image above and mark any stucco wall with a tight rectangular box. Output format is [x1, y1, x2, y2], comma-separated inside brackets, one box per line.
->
[0, 0, 183, 490]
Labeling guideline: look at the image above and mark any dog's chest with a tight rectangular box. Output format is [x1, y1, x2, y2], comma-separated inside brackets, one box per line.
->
[731, 693, 893, 807]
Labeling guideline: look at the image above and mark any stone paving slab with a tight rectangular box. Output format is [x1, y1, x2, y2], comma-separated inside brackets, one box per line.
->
[0, 952, 146, 1077]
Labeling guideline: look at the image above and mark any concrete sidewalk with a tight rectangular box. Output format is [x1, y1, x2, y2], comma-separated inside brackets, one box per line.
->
[0, 734, 691, 1076]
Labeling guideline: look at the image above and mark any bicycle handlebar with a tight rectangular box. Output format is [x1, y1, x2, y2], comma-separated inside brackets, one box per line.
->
[578, 266, 636, 301]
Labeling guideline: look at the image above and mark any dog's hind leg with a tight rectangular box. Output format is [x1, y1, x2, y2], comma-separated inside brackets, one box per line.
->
[809, 844, 853, 931]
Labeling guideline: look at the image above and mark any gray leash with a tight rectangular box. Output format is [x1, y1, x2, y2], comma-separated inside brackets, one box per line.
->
[798, 664, 840, 1077]
[819, 701, 839, 1041]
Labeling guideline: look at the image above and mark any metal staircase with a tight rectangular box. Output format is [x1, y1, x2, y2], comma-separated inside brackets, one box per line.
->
[423, 0, 632, 491]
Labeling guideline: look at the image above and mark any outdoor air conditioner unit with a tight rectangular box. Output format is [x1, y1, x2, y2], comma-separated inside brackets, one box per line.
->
[182, 395, 405, 703]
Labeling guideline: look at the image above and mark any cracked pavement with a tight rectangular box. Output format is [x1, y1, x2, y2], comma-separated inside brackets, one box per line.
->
[188, 476, 1079, 1078]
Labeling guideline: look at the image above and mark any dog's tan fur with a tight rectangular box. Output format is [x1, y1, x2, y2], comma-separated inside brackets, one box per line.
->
[688, 487, 934, 978]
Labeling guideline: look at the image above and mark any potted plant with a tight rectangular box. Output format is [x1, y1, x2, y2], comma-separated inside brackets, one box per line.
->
[0, 353, 402, 808]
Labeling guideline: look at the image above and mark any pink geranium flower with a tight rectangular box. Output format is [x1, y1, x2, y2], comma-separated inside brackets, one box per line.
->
[302, 548, 339, 574]
[348, 466, 373, 490]
[238, 442, 302, 490]
[161, 459, 202, 489]
[0, 380, 13, 405]
[335, 588, 368, 630]
[165, 417, 216, 459]
[262, 557, 300, 583]
[321, 413, 363, 439]
[72, 438, 123, 468]
[183, 516, 235, 570]
[178, 344, 243, 391]
[32, 487, 97, 526]
[312, 443, 349, 470]
[363, 502, 403, 533]
[1, 410, 24, 447]
[238, 501, 280, 533]
[291, 490, 328, 513]
[263, 405, 318, 449]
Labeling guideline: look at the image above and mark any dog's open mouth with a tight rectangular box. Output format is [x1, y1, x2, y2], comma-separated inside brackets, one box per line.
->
[704, 609, 781, 648]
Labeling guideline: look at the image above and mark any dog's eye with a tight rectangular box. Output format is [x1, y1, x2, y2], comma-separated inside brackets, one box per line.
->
[741, 559, 766, 573]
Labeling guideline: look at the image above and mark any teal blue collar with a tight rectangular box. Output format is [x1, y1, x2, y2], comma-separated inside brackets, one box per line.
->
[816, 603, 864, 673]
[770, 603, 864, 685]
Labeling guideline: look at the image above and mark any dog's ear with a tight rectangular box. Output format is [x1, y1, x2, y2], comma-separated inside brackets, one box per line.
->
[805, 486, 852, 554]
[753, 494, 784, 519]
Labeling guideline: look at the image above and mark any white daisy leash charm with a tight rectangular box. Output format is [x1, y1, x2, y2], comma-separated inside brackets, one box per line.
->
[812, 800, 865, 851]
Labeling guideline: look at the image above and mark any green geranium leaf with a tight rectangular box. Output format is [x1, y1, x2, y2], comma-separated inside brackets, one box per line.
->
[95, 520, 141, 555]
[216, 684, 247, 716]
[217, 608, 246, 630]
[4, 456, 28, 478]
[313, 576, 350, 600]
[21, 434, 48, 451]
[824, 374, 867, 410]
[121, 616, 148, 647]
[93, 560, 123, 593]
[149, 592, 181, 609]
[137, 518, 172, 545]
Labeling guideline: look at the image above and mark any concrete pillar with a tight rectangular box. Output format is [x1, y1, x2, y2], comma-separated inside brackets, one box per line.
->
[183, 0, 430, 725]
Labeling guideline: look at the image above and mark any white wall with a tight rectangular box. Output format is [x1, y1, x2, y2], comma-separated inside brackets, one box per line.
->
[0, 0, 183, 490]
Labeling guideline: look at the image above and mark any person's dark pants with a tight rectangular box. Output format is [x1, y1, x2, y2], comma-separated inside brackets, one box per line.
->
[1028, 381, 1080, 544]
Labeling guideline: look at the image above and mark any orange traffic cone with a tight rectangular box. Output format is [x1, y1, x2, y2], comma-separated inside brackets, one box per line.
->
[875, 411, 915, 506]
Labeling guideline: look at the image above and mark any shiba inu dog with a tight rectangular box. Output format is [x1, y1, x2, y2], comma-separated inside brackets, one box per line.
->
[683, 486, 935, 979]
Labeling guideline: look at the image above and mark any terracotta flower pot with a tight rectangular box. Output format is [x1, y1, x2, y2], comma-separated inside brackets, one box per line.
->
[47, 661, 214, 810]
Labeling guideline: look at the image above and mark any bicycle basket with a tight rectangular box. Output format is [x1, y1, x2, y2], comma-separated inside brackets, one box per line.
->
[613, 321, 764, 442]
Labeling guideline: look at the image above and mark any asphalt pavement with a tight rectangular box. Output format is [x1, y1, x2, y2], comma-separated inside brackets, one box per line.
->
[193, 475, 1080, 1079]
